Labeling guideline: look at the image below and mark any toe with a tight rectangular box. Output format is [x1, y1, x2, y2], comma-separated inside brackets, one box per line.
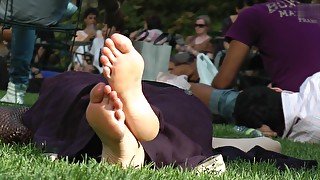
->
[108, 90, 118, 102]
[90, 83, 106, 103]
[102, 89, 116, 108]
[105, 38, 122, 57]
[113, 97, 123, 110]
[101, 47, 117, 64]
[100, 55, 113, 67]
[103, 66, 111, 78]
[103, 85, 112, 94]
[115, 109, 125, 124]
[110, 33, 133, 54]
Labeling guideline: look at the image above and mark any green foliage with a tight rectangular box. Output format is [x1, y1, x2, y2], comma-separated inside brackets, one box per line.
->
[0, 91, 38, 107]
[120, 0, 238, 36]
[64, 1, 239, 38]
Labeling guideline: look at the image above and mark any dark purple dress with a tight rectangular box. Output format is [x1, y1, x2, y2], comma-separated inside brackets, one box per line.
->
[23, 71, 214, 168]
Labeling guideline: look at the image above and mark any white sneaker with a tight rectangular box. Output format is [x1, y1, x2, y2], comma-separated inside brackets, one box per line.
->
[194, 154, 226, 175]
[0, 82, 27, 104]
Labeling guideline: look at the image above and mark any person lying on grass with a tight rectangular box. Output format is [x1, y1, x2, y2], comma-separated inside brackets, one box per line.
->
[2, 34, 281, 171]
[191, 71, 320, 143]
[233, 72, 320, 143]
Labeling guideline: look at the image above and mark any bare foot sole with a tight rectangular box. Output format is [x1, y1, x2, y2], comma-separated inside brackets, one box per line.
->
[86, 83, 145, 168]
[100, 33, 159, 142]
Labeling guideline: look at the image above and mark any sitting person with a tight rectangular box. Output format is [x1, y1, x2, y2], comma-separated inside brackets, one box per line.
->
[212, 0, 320, 92]
[130, 15, 163, 43]
[0, 0, 75, 104]
[90, 14, 125, 73]
[72, 7, 99, 72]
[4, 34, 319, 172]
[31, 30, 64, 79]
[170, 15, 214, 82]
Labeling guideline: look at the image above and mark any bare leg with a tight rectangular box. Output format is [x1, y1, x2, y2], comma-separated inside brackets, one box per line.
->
[86, 83, 145, 168]
[212, 137, 281, 153]
[100, 33, 159, 142]
[100, 34, 159, 141]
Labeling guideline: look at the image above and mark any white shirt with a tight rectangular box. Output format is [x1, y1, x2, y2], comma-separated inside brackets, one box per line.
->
[89, 36, 104, 73]
[73, 30, 91, 65]
[281, 72, 320, 143]
[136, 29, 163, 43]
[145, 29, 163, 43]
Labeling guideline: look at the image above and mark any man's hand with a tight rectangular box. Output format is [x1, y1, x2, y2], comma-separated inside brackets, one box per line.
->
[258, 124, 277, 137]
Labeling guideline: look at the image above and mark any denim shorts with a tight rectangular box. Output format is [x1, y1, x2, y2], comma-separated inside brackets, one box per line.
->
[209, 89, 239, 122]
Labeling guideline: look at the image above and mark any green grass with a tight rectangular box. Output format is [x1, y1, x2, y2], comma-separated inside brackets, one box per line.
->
[0, 91, 38, 107]
[0, 91, 319, 179]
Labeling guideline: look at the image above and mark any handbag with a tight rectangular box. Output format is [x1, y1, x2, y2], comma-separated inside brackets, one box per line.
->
[133, 34, 172, 81]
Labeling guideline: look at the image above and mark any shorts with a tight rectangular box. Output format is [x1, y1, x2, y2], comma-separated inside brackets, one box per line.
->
[209, 89, 239, 122]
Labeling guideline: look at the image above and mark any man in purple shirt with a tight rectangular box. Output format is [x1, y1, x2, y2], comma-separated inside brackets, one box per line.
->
[213, 0, 320, 92]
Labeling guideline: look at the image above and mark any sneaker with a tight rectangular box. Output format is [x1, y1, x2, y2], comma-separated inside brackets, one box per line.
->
[194, 154, 226, 175]
[0, 82, 27, 104]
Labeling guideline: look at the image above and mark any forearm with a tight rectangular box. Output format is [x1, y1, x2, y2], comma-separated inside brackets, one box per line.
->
[212, 61, 239, 89]
[212, 40, 250, 89]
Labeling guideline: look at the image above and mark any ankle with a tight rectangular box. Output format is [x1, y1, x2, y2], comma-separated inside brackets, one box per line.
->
[101, 141, 145, 168]
[119, 86, 143, 104]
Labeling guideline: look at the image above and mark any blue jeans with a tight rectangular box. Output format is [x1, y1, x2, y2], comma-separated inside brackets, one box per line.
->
[9, 26, 36, 85]
[209, 89, 240, 123]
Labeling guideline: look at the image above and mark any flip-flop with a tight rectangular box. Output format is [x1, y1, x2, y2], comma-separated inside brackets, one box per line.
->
[196, 53, 218, 85]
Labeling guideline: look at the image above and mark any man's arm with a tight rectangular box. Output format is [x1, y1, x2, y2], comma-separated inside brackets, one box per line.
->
[212, 40, 250, 89]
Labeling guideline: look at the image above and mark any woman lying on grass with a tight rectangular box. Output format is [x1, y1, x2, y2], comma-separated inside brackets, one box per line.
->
[0, 34, 317, 172]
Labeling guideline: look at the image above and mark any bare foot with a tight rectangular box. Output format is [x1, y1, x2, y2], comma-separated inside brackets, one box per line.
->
[86, 83, 145, 168]
[100, 33, 144, 94]
[100, 33, 159, 141]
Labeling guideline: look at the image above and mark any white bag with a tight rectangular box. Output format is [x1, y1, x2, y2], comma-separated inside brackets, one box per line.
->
[133, 41, 172, 81]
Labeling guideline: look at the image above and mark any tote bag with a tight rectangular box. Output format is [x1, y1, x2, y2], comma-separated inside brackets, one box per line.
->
[133, 40, 172, 81]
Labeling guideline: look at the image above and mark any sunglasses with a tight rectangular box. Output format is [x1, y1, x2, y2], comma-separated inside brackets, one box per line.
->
[194, 24, 207, 28]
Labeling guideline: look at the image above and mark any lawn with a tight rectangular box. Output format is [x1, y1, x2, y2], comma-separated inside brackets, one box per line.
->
[0, 91, 319, 179]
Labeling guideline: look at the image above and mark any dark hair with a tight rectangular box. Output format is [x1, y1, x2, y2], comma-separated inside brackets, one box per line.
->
[146, 15, 162, 30]
[233, 86, 285, 136]
[83, 7, 99, 20]
[236, 0, 254, 9]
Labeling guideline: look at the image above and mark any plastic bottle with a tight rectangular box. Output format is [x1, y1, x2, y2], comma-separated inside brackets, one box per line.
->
[233, 126, 264, 137]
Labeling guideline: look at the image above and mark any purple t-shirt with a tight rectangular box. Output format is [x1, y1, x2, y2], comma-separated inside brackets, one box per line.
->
[226, 0, 320, 92]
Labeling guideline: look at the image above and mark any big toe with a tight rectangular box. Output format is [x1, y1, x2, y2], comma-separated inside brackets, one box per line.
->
[90, 83, 109, 103]
[110, 33, 134, 54]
